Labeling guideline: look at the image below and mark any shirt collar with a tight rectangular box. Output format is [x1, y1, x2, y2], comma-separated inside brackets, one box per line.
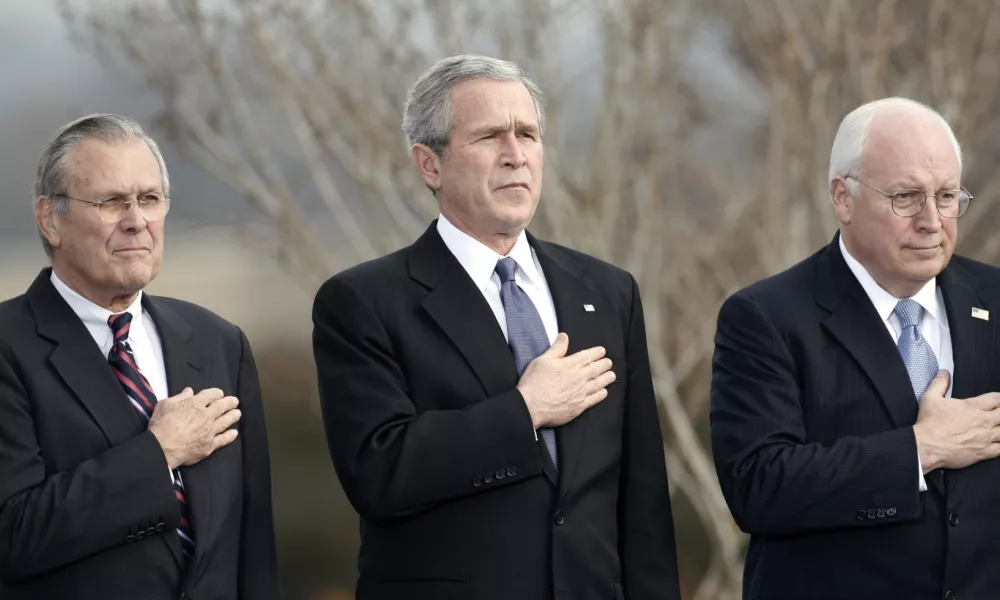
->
[839, 235, 944, 325]
[50, 270, 146, 334]
[436, 214, 540, 289]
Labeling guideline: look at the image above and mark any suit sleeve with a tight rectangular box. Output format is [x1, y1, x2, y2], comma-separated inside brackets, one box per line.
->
[235, 329, 282, 600]
[0, 351, 180, 582]
[710, 291, 921, 536]
[617, 276, 682, 600]
[312, 276, 542, 523]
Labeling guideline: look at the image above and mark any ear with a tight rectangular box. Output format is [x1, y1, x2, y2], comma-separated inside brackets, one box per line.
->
[35, 196, 62, 251]
[411, 144, 443, 192]
[830, 177, 853, 226]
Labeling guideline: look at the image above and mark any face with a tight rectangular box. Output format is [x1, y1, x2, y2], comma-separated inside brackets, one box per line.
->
[833, 110, 960, 296]
[38, 139, 166, 304]
[413, 78, 543, 243]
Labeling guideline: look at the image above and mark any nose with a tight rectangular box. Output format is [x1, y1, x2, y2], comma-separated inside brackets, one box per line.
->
[914, 195, 942, 232]
[118, 199, 149, 233]
[499, 133, 527, 169]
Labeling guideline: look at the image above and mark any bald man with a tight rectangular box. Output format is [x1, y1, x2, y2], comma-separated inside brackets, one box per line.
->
[711, 98, 1000, 600]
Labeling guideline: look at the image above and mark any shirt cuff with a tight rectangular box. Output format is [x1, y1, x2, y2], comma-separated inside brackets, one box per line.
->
[917, 453, 927, 492]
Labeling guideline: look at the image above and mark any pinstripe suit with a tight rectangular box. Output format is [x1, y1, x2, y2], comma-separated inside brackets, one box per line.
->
[711, 234, 1000, 600]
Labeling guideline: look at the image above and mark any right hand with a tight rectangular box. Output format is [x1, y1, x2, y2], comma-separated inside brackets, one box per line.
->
[913, 370, 1000, 472]
[517, 333, 616, 429]
[148, 387, 242, 470]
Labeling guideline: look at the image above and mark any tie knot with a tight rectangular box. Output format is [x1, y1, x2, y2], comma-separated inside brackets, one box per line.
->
[495, 257, 517, 284]
[108, 312, 133, 343]
[893, 299, 924, 329]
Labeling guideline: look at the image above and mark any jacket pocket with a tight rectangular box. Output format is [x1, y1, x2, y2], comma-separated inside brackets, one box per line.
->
[372, 578, 470, 600]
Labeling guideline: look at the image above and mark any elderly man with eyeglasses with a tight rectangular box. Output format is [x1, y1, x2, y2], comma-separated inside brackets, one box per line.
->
[711, 97, 1000, 600]
[0, 114, 281, 600]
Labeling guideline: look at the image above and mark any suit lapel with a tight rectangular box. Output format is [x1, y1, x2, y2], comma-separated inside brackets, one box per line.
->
[411, 223, 521, 400]
[27, 269, 146, 448]
[816, 237, 919, 429]
[530, 236, 604, 500]
[143, 295, 216, 574]
[938, 263, 993, 401]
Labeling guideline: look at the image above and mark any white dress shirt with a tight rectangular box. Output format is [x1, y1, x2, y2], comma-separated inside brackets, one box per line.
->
[50, 271, 176, 482]
[436, 215, 559, 439]
[840, 237, 953, 492]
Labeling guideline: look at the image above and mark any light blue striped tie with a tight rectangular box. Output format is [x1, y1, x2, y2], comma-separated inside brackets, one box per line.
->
[894, 299, 939, 401]
[495, 257, 558, 471]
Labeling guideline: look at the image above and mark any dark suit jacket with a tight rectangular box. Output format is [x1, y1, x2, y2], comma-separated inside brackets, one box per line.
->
[0, 269, 281, 600]
[312, 222, 680, 600]
[711, 234, 1000, 600]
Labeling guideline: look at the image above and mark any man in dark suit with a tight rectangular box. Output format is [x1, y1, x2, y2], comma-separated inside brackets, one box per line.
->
[712, 97, 1000, 599]
[312, 55, 680, 600]
[0, 114, 281, 599]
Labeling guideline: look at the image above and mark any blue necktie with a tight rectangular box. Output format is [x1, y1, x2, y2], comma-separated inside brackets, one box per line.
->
[495, 257, 558, 471]
[894, 299, 939, 401]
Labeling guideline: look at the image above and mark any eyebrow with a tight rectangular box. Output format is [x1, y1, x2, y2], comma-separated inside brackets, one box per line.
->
[98, 187, 165, 199]
[469, 122, 540, 137]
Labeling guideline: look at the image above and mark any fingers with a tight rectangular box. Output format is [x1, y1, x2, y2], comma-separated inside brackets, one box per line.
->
[206, 395, 239, 418]
[973, 392, 1000, 412]
[581, 357, 614, 380]
[581, 387, 609, 410]
[569, 345, 607, 368]
[543, 333, 569, 358]
[212, 408, 242, 434]
[922, 370, 951, 401]
[167, 387, 194, 402]
[212, 428, 239, 451]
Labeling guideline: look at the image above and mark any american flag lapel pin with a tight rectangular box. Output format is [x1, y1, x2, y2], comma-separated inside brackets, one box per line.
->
[972, 307, 990, 321]
[583, 304, 595, 312]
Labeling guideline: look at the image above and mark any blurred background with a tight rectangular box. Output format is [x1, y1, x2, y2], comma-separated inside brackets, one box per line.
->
[3, 1, 1000, 598]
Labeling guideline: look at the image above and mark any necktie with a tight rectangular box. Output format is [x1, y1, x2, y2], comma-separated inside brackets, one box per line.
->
[108, 312, 196, 561]
[893, 299, 939, 400]
[495, 257, 558, 470]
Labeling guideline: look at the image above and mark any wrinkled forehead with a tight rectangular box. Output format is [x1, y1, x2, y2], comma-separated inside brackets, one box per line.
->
[861, 110, 961, 180]
[63, 139, 164, 196]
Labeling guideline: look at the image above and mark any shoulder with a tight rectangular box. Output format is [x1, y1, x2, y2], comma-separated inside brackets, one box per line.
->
[0, 294, 32, 353]
[533, 238, 636, 295]
[147, 295, 243, 341]
[315, 246, 411, 302]
[720, 245, 827, 322]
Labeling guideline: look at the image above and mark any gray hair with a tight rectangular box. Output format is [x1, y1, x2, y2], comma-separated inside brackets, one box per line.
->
[829, 97, 963, 195]
[33, 113, 170, 257]
[402, 54, 546, 158]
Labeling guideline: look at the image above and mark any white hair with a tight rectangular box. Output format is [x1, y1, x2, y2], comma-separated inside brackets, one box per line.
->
[828, 97, 963, 194]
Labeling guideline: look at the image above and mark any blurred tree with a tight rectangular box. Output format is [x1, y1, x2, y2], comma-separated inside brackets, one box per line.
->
[59, 0, 1000, 598]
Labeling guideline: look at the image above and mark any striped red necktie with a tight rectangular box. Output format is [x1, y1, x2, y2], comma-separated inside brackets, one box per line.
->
[108, 312, 196, 561]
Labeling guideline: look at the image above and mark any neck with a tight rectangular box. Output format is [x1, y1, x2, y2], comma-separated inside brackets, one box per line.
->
[51, 265, 140, 313]
[841, 237, 927, 298]
[440, 210, 523, 256]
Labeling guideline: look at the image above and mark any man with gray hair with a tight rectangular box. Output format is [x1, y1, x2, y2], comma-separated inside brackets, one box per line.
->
[712, 97, 1000, 599]
[0, 114, 281, 599]
[313, 55, 681, 600]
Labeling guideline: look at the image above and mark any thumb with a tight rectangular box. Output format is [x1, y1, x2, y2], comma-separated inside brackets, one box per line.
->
[544, 333, 569, 357]
[923, 369, 951, 399]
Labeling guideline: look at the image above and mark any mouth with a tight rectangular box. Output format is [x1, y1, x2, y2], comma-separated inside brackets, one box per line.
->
[497, 183, 530, 191]
[114, 247, 150, 254]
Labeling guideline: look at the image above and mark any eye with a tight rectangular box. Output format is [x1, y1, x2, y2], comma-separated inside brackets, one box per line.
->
[938, 191, 958, 202]
[142, 194, 163, 204]
[893, 191, 918, 202]
[518, 131, 537, 140]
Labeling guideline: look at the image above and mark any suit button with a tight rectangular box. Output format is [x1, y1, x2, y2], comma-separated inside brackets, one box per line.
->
[136, 530, 146, 540]
[945, 591, 957, 600]
[949, 513, 959, 527]
[887, 507, 897, 517]
[867, 509, 877, 519]
[554, 511, 565, 525]
[856, 510, 867, 521]
[507, 466, 517, 477]
[156, 522, 166, 532]
[876, 509, 885, 519]
[125, 534, 136, 543]
[146, 526, 157, 535]
[495, 469, 506, 480]
[484, 473, 494, 484]
[472, 476, 483, 487]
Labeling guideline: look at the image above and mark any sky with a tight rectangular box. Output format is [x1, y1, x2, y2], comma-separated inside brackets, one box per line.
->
[0, 0, 246, 243]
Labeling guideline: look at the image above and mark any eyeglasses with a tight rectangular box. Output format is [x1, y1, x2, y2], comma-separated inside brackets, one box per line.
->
[52, 193, 172, 224]
[845, 175, 972, 218]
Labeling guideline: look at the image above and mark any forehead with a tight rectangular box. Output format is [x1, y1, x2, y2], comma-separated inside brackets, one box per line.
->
[449, 78, 539, 130]
[63, 138, 163, 195]
[862, 110, 960, 181]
